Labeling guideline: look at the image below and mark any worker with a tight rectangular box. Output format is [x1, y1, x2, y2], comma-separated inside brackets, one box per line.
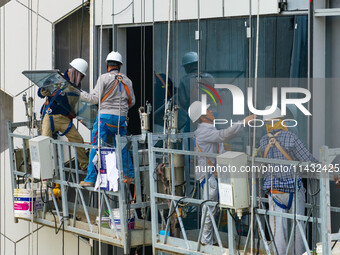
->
[260, 106, 318, 255]
[79, 51, 135, 187]
[38, 58, 89, 170]
[189, 100, 253, 245]
[178, 52, 216, 132]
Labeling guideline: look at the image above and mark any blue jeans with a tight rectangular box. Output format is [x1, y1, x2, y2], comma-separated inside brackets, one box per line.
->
[84, 114, 134, 183]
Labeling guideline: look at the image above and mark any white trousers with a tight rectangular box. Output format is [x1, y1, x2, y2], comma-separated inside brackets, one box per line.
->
[269, 187, 306, 255]
[201, 175, 218, 245]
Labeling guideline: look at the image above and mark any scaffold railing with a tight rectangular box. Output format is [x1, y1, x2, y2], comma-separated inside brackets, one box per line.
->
[7, 121, 151, 254]
[147, 132, 340, 255]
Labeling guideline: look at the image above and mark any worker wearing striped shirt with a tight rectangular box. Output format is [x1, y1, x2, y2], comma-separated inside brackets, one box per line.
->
[260, 107, 317, 255]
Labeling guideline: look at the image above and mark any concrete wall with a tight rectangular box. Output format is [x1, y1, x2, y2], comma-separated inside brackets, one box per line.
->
[95, 0, 282, 26]
[0, 1, 91, 254]
[0, 89, 13, 153]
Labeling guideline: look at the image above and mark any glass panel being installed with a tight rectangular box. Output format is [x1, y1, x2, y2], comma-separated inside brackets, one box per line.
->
[22, 70, 97, 129]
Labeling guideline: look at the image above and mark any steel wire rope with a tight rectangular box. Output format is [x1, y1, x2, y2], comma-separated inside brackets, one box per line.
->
[162, 0, 172, 137]
[256, 163, 279, 255]
[97, 0, 104, 254]
[32, 0, 39, 134]
[250, 0, 260, 253]
[0, 7, 3, 254]
[28, 0, 34, 253]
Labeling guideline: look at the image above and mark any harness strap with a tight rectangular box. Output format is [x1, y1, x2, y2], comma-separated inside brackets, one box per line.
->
[263, 131, 293, 161]
[123, 83, 132, 106]
[48, 115, 73, 136]
[269, 191, 294, 210]
[195, 142, 219, 167]
[41, 89, 63, 121]
[196, 143, 214, 167]
[101, 79, 119, 103]
[59, 119, 73, 136]
[101, 73, 132, 106]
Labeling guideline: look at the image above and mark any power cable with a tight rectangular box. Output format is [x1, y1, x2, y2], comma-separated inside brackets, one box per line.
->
[15, 0, 52, 24]
[111, 2, 133, 16]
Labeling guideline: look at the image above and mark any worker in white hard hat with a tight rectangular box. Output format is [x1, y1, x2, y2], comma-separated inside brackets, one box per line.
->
[260, 106, 318, 255]
[79, 51, 135, 187]
[189, 100, 253, 245]
[37, 58, 89, 170]
[178, 52, 216, 132]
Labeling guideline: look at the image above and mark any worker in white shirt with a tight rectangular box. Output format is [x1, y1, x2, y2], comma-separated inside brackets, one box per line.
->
[188, 100, 253, 245]
[79, 51, 136, 187]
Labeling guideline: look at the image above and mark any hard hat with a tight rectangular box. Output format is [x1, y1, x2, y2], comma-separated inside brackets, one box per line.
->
[182, 52, 198, 66]
[69, 58, 88, 76]
[188, 101, 210, 123]
[106, 51, 123, 65]
[263, 106, 283, 121]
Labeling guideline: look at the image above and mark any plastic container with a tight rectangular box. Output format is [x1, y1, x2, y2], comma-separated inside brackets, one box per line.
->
[111, 208, 135, 230]
[13, 189, 36, 217]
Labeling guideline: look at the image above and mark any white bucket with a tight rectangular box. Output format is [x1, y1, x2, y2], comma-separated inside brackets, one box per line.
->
[110, 209, 135, 230]
[13, 189, 36, 217]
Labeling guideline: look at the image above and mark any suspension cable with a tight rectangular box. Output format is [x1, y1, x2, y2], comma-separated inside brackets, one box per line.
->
[32, 0, 39, 133]
[97, 0, 104, 254]
[250, 0, 260, 254]
[163, 0, 172, 136]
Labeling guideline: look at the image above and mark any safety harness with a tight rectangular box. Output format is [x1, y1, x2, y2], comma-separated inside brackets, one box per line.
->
[41, 87, 77, 137]
[264, 131, 294, 210]
[101, 73, 132, 106]
[195, 141, 219, 188]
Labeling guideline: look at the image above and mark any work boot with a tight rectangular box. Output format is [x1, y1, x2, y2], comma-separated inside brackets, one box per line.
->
[80, 181, 94, 187]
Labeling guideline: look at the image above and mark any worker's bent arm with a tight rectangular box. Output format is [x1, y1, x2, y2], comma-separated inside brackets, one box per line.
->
[129, 85, 136, 108]
[80, 76, 101, 104]
[294, 134, 318, 163]
[199, 124, 243, 144]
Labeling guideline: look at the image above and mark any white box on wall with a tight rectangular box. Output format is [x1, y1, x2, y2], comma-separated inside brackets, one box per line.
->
[29, 136, 54, 180]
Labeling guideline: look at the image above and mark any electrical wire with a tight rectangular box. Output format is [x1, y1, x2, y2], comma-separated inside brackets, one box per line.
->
[166, 197, 185, 220]
[112, 2, 133, 16]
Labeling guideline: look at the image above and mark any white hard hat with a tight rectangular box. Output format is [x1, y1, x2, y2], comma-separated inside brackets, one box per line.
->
[70, 58, 88, 76]
[182, 52, 198, 66]
[188, 101, 210, 123]
[106, 51, 123, 65]
[263, 106, 283, 121]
